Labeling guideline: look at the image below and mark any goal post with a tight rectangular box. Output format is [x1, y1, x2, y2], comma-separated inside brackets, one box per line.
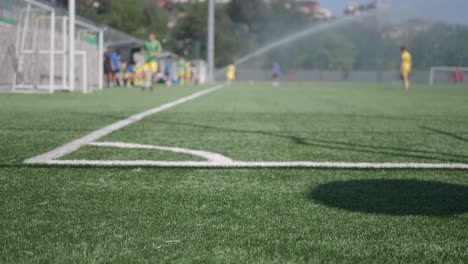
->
[429, 66, 468, 86]
[12, 0, 56, 93]
[74, 19, 104, 92]
[1, 0, 137, 93]
[1, 0, 105, 93]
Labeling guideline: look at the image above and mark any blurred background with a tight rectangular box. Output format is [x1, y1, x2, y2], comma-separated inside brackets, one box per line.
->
[2, 0, 468, 89]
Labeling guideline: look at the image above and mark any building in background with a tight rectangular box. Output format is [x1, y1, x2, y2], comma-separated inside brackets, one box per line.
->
[295, 0, 332, 20]
[158, 0, 230, 5]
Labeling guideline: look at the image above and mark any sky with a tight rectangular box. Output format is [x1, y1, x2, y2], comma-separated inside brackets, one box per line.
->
[321, 0, 468, 25]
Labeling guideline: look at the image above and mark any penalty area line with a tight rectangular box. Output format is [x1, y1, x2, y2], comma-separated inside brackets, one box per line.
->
[24, 83, 229, 164]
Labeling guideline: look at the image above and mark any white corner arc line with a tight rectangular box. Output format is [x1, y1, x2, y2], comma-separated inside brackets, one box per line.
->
[88, 142, 234, 163]
[22, 82, 468, 170]
[24, 83, 228, 164]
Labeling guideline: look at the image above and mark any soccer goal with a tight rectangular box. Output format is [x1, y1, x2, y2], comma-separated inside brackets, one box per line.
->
[0, 0, 104, 93]
[429, 66, 468, 86]
[0, 0, 55, 93]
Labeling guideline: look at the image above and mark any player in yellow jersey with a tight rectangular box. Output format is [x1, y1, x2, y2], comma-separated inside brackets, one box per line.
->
[400, 46, 412, 91]
[184, 61, 192, 85]
[226, 64, 236, 83]
[142, 33, 162, 90]
[177, 57, 186, 86]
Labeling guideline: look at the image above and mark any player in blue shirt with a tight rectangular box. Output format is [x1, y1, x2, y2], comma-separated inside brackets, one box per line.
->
[272, 62, 281, 86]
[110, 50, 122, 86]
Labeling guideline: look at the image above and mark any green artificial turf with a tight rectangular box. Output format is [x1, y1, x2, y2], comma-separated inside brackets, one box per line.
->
[65, 145, 206, 161]
[77, 83, 468, 163]
[1, 83, 467, 263]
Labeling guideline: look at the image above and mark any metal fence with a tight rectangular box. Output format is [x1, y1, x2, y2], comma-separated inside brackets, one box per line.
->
[223, 69, 464, 86]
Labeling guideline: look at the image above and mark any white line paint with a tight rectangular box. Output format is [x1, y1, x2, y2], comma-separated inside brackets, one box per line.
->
[88, 142, 234, 163]
[35, 160, 468, 169]
[24, 84, 228, 164]
[22, 82, 468, 170]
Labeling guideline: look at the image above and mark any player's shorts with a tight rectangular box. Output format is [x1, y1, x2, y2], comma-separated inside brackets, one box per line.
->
[401, 65, 411, 78]
[144, 61, 158, 73]
[227, 74, 235, 81]
[104, 63, 112, 75]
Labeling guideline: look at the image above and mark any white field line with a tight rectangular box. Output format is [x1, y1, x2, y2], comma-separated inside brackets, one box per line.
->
[88, 142, 234, 163]
[23, 82, 468, 169]
[24, 83, 228, 164]
[36, 160, 468, 169]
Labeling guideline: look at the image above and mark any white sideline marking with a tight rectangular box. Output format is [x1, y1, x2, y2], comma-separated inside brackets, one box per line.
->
[33, 160, 468, 169]
[88, 142, 233, 163]
[24, 84, 228, 164]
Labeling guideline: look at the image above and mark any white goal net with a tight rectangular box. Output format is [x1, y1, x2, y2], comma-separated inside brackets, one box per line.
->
[429, 67, 468, 86]
[0, 0, 105, 93]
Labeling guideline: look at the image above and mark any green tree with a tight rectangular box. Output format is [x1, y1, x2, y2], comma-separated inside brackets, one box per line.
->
[261, 32, 356, 71]
[409, 24, 468, 69]
[227, 0, 308, 46]
[171, 3, 247, 66]
[226, 0, 269, 35]
[78, 0, 168, 39]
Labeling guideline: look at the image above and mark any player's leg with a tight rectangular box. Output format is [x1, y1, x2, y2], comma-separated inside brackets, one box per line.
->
[150, 62, 158, 91]
[136, 64, 145, 87]
[272, 74, 279, 86]
[143, 62, 155, 91]
[115, 71, 122, 87]
[129, 73, 135, 87]
[227, 74, 235, 84]
[185, 73, 190, 85]
[178, 73, 184, 86]
[104, 64, 111, 87]
[143, 63, 150, 90]
[401, 70, 409, 91]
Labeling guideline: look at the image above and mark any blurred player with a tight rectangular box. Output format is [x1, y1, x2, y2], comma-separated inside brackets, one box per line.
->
[133, 51, 146, 87]
[142, 33, 162, 91]
[124, 62, 135, 87]
[400, 46, 412, 91]
[110, 49, 122, 87]
[226, 63, 236, 83]
[103, 47, 113, 87]
[272, 62, 281, 86]
[184, 60, 192, 85]
[165, 56, 174, 86]
[454, 68, 465, 84]
[177, 56, 185, 86]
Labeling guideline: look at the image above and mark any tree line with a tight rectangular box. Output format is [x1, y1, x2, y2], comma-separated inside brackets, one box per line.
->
[78, 0, 468, 70]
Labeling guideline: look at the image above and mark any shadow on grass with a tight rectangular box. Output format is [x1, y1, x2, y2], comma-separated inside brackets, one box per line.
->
[420, 126, 468, 144]
[295, 138, 468, 163]
[309, 179, 468, 216]
[154, 121, 468, 163]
